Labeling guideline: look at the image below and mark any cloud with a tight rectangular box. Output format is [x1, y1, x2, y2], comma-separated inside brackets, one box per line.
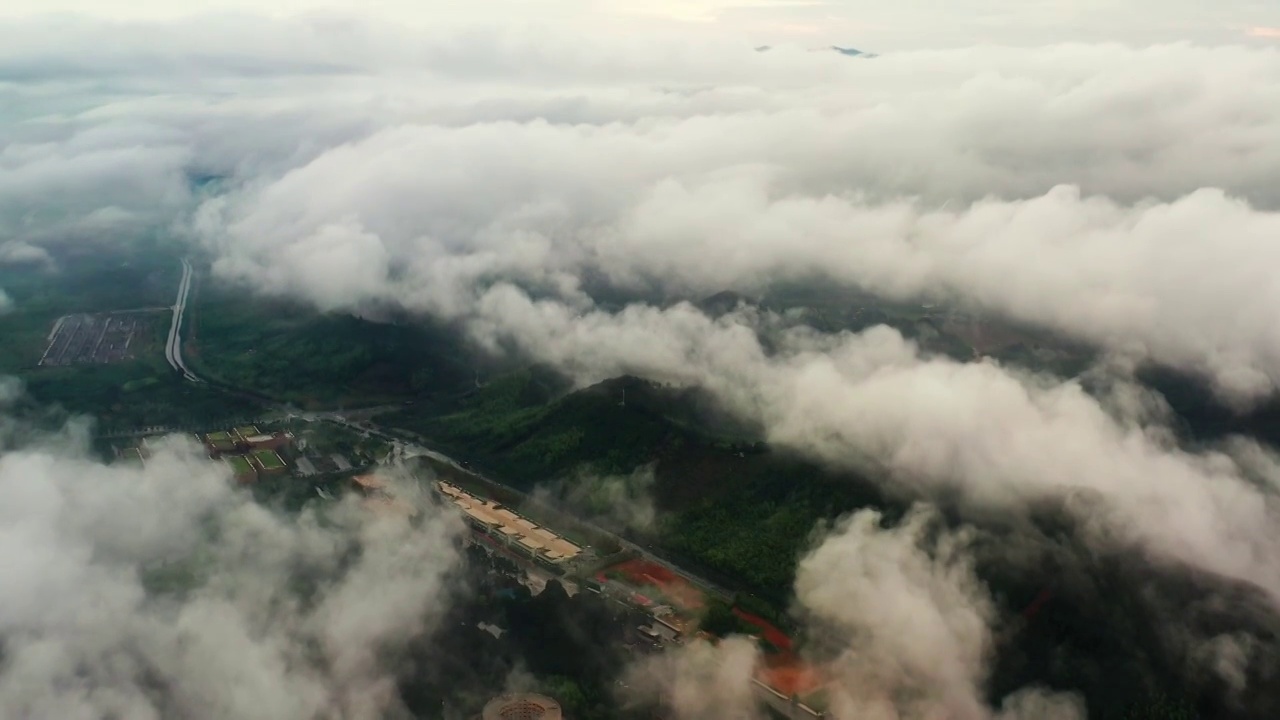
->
[623, 635, 764, 720]
[628, 507, 1086, 720]
[446, 291, 1280, 607]
[531, 464, 659, 535]
[0, 415, 464, 720]
[8, 13, 1280, 716]
[0, 287, 12, 314]
[796, 506, 1086, 720]
[0, 0, 1273, 48]
[167, 39, 1280, 401]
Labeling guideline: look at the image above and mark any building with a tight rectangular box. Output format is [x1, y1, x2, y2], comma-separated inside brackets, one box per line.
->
[481, 693, 563, 720]
[200, 427, 294, 459]
[242, 431, 293, 452]
[435, 481, 582, 567]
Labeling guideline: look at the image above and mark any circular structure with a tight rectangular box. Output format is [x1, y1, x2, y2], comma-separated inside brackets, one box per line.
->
[482, 693, 563, 720]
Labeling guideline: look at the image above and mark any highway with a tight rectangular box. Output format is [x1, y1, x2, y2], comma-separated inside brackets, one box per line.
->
[150, 260, 737, 608]
[165, 258, 201, 382]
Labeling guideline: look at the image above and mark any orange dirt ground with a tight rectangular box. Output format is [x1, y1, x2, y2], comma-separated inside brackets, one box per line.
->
[605, 558, 707, 611]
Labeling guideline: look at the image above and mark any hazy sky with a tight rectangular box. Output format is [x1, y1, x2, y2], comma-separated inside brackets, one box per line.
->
[6, 3, 1280, 717]
[3, 0, 1280, 49]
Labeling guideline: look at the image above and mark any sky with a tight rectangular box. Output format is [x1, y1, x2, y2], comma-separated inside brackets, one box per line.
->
[2, 0, 1280, 48]
[5, 2, 1280, 718]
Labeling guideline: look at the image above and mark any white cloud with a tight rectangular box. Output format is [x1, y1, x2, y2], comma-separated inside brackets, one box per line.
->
[0, 427, 463, 720]
[6, 15, 1280, 716]
[0, 1, 1276, 49]
[629, 507, 1087, 719]
[448, 291, 1280, 607]
[165, 39, 1280, 401]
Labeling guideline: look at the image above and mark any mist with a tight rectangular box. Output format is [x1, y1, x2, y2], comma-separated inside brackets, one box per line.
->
[7, 7, 1280, 719]
[0, 396, 464, 720]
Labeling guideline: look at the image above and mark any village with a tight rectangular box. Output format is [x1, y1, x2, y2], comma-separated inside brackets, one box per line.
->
[116, 422, 834, 719]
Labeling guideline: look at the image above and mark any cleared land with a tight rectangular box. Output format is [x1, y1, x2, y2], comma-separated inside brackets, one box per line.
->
[598, 558, 706, 612]
[235, 425, 260, 439]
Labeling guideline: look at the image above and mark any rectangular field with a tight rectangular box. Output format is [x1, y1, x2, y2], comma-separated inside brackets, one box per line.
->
[235, 425, 260, 439]
[597, 558, 707, 611]
[39, 312, 156, 367]
[226, 455, 254, 475]
[252, 449, 286, 470]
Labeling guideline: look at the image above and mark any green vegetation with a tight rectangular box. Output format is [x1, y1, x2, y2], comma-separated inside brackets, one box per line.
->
[380, 372, 726, 486]
[379, 365, 1228, 718]
[382, 372, 888, 606]
[226, 455, 253, 475]
[699, 599, 754, 637]
[186, 283, 474, 408]
[19, 361, 262, 431]
[0, 243, 264, 431]
[253, 449, 286, 470]
[293, 419, 390, 466]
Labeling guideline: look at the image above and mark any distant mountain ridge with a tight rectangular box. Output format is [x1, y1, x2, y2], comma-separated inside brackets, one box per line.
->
[754, 44, 877, 58]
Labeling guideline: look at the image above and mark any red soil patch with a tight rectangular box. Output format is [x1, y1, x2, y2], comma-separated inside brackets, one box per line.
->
[732, 609, 793, 652]
[757, 661, 825, 698]
[604, 558, 707, 611]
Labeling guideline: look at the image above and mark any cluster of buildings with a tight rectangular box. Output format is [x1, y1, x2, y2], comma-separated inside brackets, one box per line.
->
[435, 481, 582, 569]
[198, 425, 292, 484]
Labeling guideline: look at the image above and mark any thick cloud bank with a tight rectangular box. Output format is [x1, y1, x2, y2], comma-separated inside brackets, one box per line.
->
[7, 24, 1280, 401]
[0, 416, 462, 720]
[170, 38, 1280, 400]
[629, 507, 1087, 720]
[8, 11, 1280, 719]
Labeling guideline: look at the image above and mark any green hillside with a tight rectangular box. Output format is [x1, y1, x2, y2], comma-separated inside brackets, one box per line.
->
[375, 366, 1245, 719]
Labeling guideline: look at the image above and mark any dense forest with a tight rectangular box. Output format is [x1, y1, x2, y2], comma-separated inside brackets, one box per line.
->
[185, 285, 478, 409]
[376, 369, 1280, 719]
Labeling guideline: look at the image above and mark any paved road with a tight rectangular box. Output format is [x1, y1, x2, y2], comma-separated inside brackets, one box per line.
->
[299, 410, 737, 602]
[165, 258, 200, 382]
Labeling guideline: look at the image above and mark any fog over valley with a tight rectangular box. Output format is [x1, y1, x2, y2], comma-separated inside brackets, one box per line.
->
[3, 2, 1280, 719]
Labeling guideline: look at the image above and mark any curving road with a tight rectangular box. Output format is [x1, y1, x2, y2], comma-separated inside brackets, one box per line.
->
[165, 258, 201, 382]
